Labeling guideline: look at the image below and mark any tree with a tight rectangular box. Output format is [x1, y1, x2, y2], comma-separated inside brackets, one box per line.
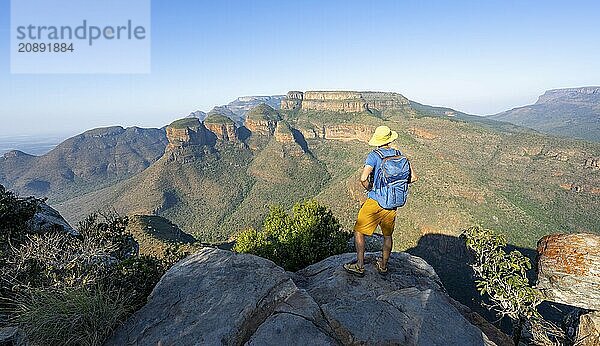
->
[234, 200, 350, 271]
[463, 226, 564, 345]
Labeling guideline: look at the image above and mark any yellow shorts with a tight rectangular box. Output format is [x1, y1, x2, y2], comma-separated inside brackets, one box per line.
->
[354, 198, 396, 236]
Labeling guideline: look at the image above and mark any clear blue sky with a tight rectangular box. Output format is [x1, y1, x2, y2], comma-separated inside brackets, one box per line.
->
[1, 0, 599, 136]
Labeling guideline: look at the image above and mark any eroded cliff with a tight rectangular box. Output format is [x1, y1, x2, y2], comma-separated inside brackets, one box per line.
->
[280, 90, 410, 113]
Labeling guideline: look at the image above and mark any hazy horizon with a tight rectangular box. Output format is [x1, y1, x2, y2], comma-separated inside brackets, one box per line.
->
[1, 0, 599, 136]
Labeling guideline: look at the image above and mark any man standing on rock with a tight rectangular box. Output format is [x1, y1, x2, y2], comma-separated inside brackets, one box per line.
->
[344, 125, 417, 276]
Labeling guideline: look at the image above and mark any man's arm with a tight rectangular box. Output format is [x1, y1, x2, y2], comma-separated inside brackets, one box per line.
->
[360, 165, 373, 190]
[408, 160, 418, 184]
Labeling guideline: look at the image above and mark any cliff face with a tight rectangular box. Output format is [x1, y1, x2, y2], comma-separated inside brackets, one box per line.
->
[204, 122, 237, 142]
[297, 124, 374, 143]
[536, 86, 600, 104]
[165, 124, 210, 150]
[490, 86, 600, 142]
[280, 90, 409, 113]
[280, 91, 303, 110]
[274, 122, 295, 143]
[244, 104, 281, 136]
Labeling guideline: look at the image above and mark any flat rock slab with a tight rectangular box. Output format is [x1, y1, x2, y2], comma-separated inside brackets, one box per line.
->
[295, 253, 495, 346]
[107, 249, 499, 346]
[536, 233, 600, 310]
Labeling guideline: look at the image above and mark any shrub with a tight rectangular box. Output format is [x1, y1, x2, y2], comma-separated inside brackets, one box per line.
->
[463, 226, 565, 345]
[2, 213, 138, 292]
[12, 287, 130, 346]
[234, 200, 350, 271]
[106, 255, 165, 310]
[0, 185, 40, 247]
[0, 185, 172, 344]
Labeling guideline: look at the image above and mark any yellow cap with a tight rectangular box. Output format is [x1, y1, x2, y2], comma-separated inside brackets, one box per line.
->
[368, 125, 398, 146]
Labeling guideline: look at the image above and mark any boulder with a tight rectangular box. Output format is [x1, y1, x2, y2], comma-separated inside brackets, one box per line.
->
[29, 202, 78, 236]
[536, 233, 600, 310]
[106, 248, 500, 345]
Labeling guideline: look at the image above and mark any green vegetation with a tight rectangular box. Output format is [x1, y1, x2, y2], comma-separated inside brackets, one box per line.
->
[463, 226, 565, 345]
[168, 117, 201, 129]
[0, 185, 182, 345]
[126, 215, 199, 258]
[204, 114, 234, 124]
[246, 103, 281, 121]
[234, 200, 350, 271]
[12, 287, 130, 346]
[52, 105, 600, 250]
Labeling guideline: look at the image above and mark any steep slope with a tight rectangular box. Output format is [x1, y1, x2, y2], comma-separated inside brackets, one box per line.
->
[0, 126, 168, 202]
[490, 87, 600, 141]
[126, 214, 200, 258]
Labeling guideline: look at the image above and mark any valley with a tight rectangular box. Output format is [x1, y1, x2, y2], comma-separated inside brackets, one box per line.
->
[2, 90, 597, 250]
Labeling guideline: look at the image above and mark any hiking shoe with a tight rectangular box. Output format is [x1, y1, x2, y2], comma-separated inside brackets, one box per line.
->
[375, 258, 388, 275]
[343, 262, 365, 277]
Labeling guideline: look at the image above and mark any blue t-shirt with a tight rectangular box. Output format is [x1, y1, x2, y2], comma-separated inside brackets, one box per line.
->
[365, 148, 401, 200]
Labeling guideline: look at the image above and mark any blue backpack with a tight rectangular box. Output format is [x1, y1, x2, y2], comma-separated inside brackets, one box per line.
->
[371, 149, 411, 209]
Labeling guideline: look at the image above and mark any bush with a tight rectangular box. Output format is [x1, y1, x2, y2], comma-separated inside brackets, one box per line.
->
[2, 213, 138, 292]
[0, 185, 173, 344]
[0, 185, 40, 266]
[463, 226, 564, 345]
[234, 200, 350, 271]
[12, 287, 130, 346]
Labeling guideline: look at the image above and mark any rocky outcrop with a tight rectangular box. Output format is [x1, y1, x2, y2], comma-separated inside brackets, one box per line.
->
[280, 90, 409, 113]
[107, 248, 500, 345]
[410, 127, 438, 140]
[165, 119, 211, 149]
[166, 114, 244, 148]
[204, 111, 238, 142]
[301, 91, 368, 113]
[324, 124, 373, 142]
[244, 104, 281, 136]
[490, 87, 600, 142]
[280, 91, 303, 110]
[584, 157, 599, 170]
[536, 86, 600, 104]
[537, 234, 600, 346]
[30, 202, 78, 236]
[297, 124, 374, 142]
[536, 233, 600, 310]
[274, 121, 295, 143]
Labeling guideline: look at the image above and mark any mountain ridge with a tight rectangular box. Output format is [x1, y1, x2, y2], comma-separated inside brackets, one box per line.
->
[489, 86, 600, 141]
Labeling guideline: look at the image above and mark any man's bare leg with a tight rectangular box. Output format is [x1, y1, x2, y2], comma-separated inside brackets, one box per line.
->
[382, 235, 392, 268]
[355, 231, 366, 267]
